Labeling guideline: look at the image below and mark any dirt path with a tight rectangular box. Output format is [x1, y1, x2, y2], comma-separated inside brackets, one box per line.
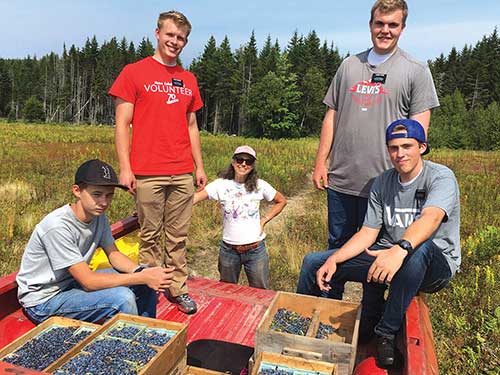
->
[188, 182, 362, 303]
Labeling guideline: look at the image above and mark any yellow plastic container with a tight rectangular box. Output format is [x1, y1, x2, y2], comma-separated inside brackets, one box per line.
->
[89, 230, 140, 270]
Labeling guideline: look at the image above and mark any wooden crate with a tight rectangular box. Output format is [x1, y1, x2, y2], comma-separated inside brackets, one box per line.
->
[168, 352, 188, 375]
[0, 316, 99, 373]
[184, 365, 228, 375]
[48, 313, 187, 375]
[255, 292, 360, 375]
[251, 352, 337, 375]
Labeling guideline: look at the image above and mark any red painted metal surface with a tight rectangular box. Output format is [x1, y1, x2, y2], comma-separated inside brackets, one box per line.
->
[404, 296, 439, 375]
[0, 272, 35, 349]
[158, 277, 276, 346]
[109, 214, 139, 239]
[0, 362, 49, 375]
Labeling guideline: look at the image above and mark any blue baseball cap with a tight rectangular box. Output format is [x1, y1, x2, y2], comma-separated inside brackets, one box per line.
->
[385, 119, 430, 155]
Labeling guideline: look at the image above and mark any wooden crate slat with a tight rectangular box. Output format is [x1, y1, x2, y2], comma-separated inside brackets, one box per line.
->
[252, 352, 337, 375]
[255, 292, 360, 375]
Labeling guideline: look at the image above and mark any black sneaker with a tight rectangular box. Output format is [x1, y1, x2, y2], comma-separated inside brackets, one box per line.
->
[168, 293, 197, 315]
[375, 335, 395, 368]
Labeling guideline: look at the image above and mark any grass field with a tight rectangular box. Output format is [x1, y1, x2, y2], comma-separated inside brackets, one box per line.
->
[0, 122, 498, 374]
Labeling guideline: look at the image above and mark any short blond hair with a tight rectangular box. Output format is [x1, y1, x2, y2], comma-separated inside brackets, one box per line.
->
[157, 10, 192, 36]
[370, 0, 408, 26]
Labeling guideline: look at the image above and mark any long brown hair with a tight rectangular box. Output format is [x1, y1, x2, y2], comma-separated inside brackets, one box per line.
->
[219, 158, 258, 193]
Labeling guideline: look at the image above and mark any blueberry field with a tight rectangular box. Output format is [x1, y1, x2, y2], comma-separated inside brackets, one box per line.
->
[0, 122, 499, 374]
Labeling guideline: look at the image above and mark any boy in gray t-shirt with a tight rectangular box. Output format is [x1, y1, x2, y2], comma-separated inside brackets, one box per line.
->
[298, 119, 460, 369]
[17, 159, 174, 323]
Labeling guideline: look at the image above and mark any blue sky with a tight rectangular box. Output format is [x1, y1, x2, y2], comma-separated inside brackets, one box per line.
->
[1, 0, 499, 65]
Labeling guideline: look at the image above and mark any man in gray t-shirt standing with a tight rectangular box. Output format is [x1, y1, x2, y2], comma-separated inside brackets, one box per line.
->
[17, 159, 174, 323]
[312, 0, 439, 250]
[299, 119, 460, 369]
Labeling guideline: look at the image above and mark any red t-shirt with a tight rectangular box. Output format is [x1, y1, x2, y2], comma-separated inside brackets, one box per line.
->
[109, 57, 203, 175]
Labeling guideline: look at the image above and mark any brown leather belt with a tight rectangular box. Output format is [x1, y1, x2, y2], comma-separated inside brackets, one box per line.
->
[223, 240, 261, 253]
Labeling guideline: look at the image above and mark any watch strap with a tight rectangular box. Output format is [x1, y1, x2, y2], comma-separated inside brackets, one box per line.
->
[397, 239, 414, 255]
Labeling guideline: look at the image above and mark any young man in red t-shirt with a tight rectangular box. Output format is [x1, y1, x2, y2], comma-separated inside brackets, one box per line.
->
[109, 10, 206, 314]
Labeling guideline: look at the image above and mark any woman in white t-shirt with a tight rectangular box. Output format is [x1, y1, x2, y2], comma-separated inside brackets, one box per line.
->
[194, 145, 287, 289]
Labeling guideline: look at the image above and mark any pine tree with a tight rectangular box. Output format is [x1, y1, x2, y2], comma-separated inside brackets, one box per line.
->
[255, 35, 280, 80]
[0, 59, 12, 116]
[213, 36, 237, 134]
[300, 66, 327, 136]
[23, 96, 45, 122]
[234, 32, 259, 135]
[191, 36, 218, 131]
[138, 38, 155, 59]
[429, 90, 467, 149]
[247, 53, 301, 139]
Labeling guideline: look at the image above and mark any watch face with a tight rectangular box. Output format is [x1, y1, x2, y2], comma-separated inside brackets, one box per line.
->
[398, 240, 412, 251]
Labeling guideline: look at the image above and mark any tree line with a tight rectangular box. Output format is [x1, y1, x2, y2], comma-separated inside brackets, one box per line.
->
[428, 28, 500, 150]
[0, 28, 499, 149]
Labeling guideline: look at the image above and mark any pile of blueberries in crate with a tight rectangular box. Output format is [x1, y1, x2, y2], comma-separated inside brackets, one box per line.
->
[270, 308, 337, 339]
[53, 321, 175, 375]
[1, 326, 94, 371]
[270, 308, 312, 336]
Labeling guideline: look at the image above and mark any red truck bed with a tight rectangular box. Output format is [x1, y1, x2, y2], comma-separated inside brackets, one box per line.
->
[0, 216, 438, 375]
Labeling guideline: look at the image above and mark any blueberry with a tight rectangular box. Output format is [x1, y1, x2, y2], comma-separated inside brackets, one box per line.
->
[107, 325, 142, 339]
[270, 308, 311, 336]
[135, 329, 172, 346]
[1, 326, 91, 371]
[315, 322, 337, 339]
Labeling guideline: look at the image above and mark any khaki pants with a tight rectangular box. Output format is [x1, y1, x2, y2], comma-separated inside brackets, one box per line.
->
[135, 174, 194, 297]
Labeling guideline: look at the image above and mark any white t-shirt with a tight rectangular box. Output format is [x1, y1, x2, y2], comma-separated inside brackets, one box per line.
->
[204, 178, 277, 245]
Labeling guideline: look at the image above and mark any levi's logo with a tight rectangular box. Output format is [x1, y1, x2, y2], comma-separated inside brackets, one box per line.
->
[349, 80, 389, 109]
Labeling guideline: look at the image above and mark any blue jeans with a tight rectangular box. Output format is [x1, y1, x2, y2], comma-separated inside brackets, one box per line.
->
[218, 240, 269, 289]
[327, 189, 368, 249]
[297, 240, 452, 339]
[24, 269, 158, 324]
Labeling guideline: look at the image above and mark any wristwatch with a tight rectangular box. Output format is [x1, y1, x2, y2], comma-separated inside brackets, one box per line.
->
[397, 239, 414, 255]
[133, 265, 146, 273]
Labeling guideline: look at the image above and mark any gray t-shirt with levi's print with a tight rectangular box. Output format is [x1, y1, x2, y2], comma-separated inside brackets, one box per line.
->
[363, 161, 461, 276]
[323, 47, 440, 197]
[16, 204, 115, 307]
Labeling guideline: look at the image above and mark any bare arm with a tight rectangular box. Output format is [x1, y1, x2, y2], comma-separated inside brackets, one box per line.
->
[312, 108, 336, 190]
[114, 98, 136, 193]
[410, 109, 431, 136]
[260, 191, 287, 229]
[193, 189, 209, 205]
[187, 112, 207, 190]
[68, 262, 173, 292]
[104, 243, 139, 274]
[316, 226, 380, 291]
[366, 206, 446, 284]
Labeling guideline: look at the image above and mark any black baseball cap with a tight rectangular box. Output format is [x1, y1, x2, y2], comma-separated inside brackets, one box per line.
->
[74, 159, 128, 190]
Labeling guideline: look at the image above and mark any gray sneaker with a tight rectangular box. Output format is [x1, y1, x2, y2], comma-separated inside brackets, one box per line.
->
[168, 293, 197, 314]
